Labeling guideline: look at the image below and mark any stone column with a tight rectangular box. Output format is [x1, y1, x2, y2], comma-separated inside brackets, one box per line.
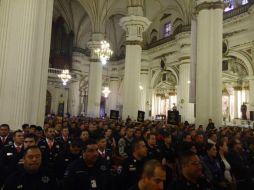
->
[0, 0, 53, 128]
[178, 63, 195, 123]
[248, 77, 254, 112]
[120, 5, 151, 120]
[195, 0, 224, 127]
[86, 34, 103, 117]
[139, 70, 149, 112]
[233, 86, 242, 119]
[106, 78, 119, 114]
[68, 81, 80, 116]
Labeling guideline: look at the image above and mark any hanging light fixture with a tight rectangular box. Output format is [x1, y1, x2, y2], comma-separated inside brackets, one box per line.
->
[102, 86, 111, 98]
[94, 40, 113, 65]
[58, 69, 72, 85]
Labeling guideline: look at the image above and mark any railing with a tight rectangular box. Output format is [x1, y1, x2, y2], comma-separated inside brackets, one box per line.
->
[48, 68, 62, 75]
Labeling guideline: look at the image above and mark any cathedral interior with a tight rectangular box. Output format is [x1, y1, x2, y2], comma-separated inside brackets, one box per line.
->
[0, 0, 254, 128]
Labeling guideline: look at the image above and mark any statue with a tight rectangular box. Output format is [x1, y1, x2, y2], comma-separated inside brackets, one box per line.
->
[241, 103, 247, 120]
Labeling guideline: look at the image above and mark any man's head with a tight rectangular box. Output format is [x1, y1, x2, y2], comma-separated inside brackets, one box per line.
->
[147, 133, 157, 147]
[29, 125, 37, 134]
[132, 139, 147, 159]
[140, 160, 166, 190]
[23, 146, 42, 173]
[96, 136, 107, 151]
[0, 124, 10, 137]
[69, 139, 82, 155]
[232, 138, 242, 152]
[183, 133, 192, 143]
[180, 152, 203, 181]
[126, 127, 134, 138]
[163, 133, 172, 145]
[45, 126, 55, 140]
[13, 130, 24, 146]
[22, 124, 30, 134]
[23, 134, 37, 149]
[82, 139, 98, 166]
[61, 126, 69, 137]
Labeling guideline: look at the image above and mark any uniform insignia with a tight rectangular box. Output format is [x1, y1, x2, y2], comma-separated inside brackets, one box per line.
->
[41, 176, 50, 183]
[91, 179, 97, 188]
[65, 159, 69, 162]
[106, 156, 110, 160]
[117, 166, 122, 174]
[100, 165, 107, 171]
[56, 145, 60, 149]
[7, 152, 13, 156]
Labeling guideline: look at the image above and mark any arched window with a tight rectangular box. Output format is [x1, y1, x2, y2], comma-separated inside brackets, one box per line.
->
[224, 0, 234, 12]
[163, 22, 172, 37]
[224, 0, 249, 12]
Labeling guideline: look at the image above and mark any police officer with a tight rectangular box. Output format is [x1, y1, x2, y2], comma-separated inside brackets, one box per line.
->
[0, 124, 13, 150]
[56, 126, 72, 150]
[55, 139, 82, 180]
[0, 130, 24, 185]
[172, 151, 212, 190]
[146, 133, 162, 160]
[118, 127, 135, 159]
[128, 160, 166, 190]
[38, 126, 63, 174]
[63, 139, 110, 190]
[2, 146, 58, 190]
[121, 139, 147, 190]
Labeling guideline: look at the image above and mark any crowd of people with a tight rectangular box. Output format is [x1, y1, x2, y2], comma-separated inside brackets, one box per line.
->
[0, 116, 254, 190]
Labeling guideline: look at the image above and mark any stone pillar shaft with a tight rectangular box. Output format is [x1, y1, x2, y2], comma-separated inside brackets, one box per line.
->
[178, 64, 195, 123]
[87, 61, 102, 117]
[0, 0, 53, 128]
[196, 0, 223, 127]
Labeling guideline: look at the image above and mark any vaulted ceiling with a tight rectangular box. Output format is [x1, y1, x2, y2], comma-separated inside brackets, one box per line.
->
[53, 0, 194, 53]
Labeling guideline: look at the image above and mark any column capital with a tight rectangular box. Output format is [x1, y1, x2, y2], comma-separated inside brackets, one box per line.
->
[120, 15, 151, 42]
[196, 0, 224, 13]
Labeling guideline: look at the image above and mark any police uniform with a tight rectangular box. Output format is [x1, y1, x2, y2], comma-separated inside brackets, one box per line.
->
[121, 156, 146, 190]
[2, 167, 58, 190]
[38, 138, 63, 174]
[147, 145, 162, 161]
[0, 136, 13, 150]
[63, 158, 110, 190]
[55, 136, 72, 151]
[0, 144, 24, 185]
[55, 149, 80, 179]
[172, 176, 212, 190]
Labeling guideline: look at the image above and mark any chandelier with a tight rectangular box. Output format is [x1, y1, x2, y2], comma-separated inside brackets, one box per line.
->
[94, 40, 113, 65]
[102, 86, 111, 98]
[58, 69, 72, 85]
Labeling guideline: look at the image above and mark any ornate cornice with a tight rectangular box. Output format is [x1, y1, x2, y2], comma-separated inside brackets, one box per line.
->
[233, 86, 242, 91]
[195, 1, 224, 13]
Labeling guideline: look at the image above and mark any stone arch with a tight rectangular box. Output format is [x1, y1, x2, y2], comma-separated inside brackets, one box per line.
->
[227, 50, 253, 76]
[150, 67, 179, 88]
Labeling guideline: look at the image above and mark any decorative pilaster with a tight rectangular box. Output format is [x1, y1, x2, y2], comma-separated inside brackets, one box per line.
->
[195, 0, 224, 127]
[86, 34, 104, 117]
[0, 0, 53, 128]
[120, 7, 151, 120]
